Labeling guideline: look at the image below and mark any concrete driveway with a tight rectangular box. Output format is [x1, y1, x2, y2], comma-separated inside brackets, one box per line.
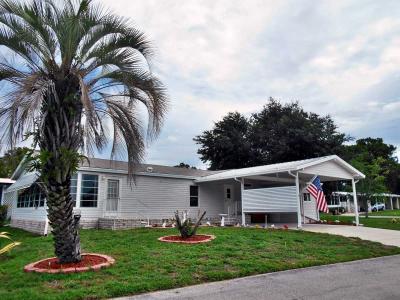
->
[303, 224, 400, 247]
[113, 255, 400, 300]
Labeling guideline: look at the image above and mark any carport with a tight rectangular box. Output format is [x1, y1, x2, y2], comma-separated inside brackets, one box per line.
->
[195, 155, 365, 228]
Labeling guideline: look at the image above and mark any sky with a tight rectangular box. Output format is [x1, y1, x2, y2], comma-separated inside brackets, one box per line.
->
[4, 0, 400, 168]
[102, 0, 400, 168]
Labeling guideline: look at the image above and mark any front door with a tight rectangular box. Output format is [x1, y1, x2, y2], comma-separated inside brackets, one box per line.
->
[106, 179, 119, 214]
[224, 185, 234, 216]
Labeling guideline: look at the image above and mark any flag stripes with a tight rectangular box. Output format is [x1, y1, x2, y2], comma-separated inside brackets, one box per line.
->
[306, 176, 329, 213]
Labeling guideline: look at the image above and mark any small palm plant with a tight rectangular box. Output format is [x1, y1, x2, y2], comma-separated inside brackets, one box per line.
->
[174, 211, 206, 238]
[0, 232, 21, 255]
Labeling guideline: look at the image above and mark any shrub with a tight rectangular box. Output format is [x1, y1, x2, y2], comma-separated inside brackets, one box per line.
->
[174, 210, 206, 238]
[0, 205, 7, 226]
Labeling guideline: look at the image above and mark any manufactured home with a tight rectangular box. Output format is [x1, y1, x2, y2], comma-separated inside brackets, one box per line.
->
[3, 155, 365, 235]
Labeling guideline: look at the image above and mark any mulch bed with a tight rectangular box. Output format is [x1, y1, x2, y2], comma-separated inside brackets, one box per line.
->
[24, 253, 115, 274]
[158, 234, 215, 244]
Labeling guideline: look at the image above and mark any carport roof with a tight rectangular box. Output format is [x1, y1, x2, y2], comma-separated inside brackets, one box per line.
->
[195, 155, 365, 183]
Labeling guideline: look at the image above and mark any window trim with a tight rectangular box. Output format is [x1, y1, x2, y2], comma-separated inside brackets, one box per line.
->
[190, 185, 199, 207]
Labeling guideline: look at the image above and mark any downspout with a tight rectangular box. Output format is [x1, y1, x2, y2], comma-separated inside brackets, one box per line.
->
[288, 171, 302, 228]
[234, 177, 245, 226]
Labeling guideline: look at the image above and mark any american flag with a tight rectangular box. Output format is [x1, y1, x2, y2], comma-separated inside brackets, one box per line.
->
[306, 176, 329, 213]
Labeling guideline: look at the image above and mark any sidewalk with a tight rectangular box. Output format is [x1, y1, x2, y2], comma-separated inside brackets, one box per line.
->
[303, 224, 400, 246]
[113, 255, 400, 300]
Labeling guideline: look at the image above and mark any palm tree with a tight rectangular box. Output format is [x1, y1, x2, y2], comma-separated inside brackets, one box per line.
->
[0, 0, 168, 263]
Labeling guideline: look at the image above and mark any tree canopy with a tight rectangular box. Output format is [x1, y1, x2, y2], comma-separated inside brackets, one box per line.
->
[0, 147, 30, 178]
[174, 162, 197, 169]
[194, 99, 349, 170]
[194, 112, 252, 170]
[341, 138, 400, 194]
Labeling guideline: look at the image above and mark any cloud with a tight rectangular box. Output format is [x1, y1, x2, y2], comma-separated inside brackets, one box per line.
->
[4, 0, 400, 164]
[98, 0, 400, 166]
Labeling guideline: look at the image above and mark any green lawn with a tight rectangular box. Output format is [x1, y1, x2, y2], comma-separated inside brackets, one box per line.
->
[320, 214, 400, 231]
[368, 210, 400, 217]
[1, 226, 400, 300]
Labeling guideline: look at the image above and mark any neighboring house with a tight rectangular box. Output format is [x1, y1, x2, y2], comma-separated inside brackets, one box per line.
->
[329, 191, 400, 212]
[0, 178, 15, 207]
[3, 155, 365, 235]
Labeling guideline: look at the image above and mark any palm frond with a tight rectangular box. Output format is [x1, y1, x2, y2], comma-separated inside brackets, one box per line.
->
[0, 0, 168, 178]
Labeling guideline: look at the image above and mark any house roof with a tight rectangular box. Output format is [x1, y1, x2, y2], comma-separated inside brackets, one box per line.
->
[80, 158, 220, 178]
[195, 155, 365, 182]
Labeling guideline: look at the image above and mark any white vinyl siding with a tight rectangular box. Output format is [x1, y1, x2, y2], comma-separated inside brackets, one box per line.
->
[242, 186, 298, 213]
[302, 160, 354, 180]
[116, 175, 201, 220]
[3, 191, 16, 218]
[302, 193, 318, 220]
[198, 182, 224, 219]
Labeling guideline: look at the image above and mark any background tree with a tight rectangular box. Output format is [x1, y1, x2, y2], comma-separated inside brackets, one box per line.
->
[194, 99, 349, 169]
[0, 0, 167, 263]
[350, 157, 388, 217]
[0, 147, 31, 177]
[174, 162, 197, 169]
[194, 112, 252, 170]
[250, 98, 349, 165]
[341, 138, 400, 194]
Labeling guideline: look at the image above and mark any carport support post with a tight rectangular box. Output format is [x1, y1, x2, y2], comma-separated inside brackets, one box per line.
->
[241, 178, 245, 226]
[295, 172, 302, 228]
[351, 179, 360, 226]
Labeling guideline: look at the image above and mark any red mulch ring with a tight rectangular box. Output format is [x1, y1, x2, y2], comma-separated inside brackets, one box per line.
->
[24, 253, 115, 274]
[158, 234, 215, 244]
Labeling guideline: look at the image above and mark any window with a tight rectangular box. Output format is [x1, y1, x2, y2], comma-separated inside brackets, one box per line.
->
[303, 193, 311, 202]
[226, 188, 231, 199]
[80, 174, 99, 207]
[17, 185, 45, 208]
[107, 179, 119, 199]
[190, 185, 199, 207]
[70, 174, 78, 207]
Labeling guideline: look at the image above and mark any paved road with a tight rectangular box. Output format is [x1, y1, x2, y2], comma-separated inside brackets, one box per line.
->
[303, 224, 400, 247]
[114, 255, 400, 300]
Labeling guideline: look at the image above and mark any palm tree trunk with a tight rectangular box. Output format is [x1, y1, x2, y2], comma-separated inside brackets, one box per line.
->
[45, 176, 81, 263]
[39, 79, 83, 263]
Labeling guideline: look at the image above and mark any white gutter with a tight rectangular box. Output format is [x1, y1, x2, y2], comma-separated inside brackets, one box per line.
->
[78, 167, 201, 180]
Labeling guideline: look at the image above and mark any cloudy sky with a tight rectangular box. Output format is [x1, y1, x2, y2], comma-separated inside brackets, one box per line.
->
[10, 0, 400, 168]
[103, 0, 400, 168]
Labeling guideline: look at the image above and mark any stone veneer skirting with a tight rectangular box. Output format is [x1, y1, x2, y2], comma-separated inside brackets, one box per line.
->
[98, 218, 162, 230]
[11, 216, 223, 233]
[11, 219, 46, 235]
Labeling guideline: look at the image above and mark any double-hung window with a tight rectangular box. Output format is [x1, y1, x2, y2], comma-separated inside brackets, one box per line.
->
[190, 186, 199, 207]
[80, 174, 99, 207]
